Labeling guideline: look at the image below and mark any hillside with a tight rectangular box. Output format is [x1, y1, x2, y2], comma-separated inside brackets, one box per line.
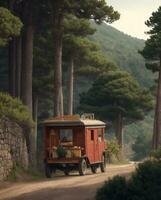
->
[89, 22, 154, 87]
[73, 23, 155, 108]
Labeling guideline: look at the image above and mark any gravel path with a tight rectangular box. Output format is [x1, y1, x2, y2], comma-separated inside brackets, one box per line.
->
[0, 164, 135, 200]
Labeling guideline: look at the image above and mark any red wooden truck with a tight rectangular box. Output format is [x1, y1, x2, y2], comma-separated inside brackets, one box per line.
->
[43, 114, 106, 177]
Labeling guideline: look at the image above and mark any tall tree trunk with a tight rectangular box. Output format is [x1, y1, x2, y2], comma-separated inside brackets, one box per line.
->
[152, 104, 157, 149]
[67, 56, 74, 115]
[15, 37, 22, 98]
[33, 95, 38, 155]
[21, 24, 33, 112]
[8, 39, 16, 97]
[152, 54, 161, 149]
[54, 15, 64, 117]
[21, 1, 36, 168]
[115, 112, 123, 147]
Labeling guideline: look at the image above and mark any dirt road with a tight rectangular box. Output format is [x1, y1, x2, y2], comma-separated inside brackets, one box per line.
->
[0, 164, 135, 200]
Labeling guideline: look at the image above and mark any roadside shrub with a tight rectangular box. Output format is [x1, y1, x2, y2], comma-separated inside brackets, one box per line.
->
[96, 176, 127, 200]
[150, 146, 161, 161]
[127, 160, 161, 200]
[96, 159, 161, 200]
[132, 133, 151, 161]
[105, 139, 121, 163]
[0, 92, 33, 128]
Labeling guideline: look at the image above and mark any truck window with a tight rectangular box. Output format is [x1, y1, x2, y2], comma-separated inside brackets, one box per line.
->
[59, 129, 73, 146]
[91, 130, 94, 141]
[98, 129, 103, 143]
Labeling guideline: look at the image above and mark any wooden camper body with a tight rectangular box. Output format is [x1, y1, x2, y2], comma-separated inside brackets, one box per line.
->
[44, 115, 106, 165]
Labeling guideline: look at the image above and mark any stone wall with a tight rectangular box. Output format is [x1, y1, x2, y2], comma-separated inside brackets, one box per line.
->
[0, 118, 28, 181]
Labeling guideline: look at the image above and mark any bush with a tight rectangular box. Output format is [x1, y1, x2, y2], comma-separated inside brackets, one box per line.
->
[96, 159, 161, 200]
[128, 160, 161, 200]
[132, 133, 151, 161]
[0, 92, 33, 128]
[150, 147, 161, 161]
[96, 176, 127, 200]
[105, 139, 121, 163]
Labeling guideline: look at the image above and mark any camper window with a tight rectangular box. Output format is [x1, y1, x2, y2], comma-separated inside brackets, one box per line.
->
[98, 129, 103, 143]
[59, 129, 73, 146]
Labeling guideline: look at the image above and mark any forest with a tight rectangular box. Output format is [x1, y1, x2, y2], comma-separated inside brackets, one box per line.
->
[1, 0, 161, 199]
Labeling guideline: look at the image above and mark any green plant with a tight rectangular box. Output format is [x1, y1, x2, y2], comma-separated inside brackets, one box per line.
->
[0, 7, 22, 46]
[150, 146, 161, 160]
[132, 132, 151, 161]
[105, 139, 121, 163]
[96, 176, 127, 200]
[56, 145, 67, 158]
[128, 160, 161, 200]
[96, 159, 161, 200]
[0, 92, 33, 128]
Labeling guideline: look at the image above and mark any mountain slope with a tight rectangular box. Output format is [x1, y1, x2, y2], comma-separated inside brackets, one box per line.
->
[89, 22, 154, 87]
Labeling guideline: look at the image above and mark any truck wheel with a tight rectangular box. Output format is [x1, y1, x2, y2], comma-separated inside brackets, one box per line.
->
[45, 163, 52, 178]
[91, 165, 97, 174]
[100, 155, 106, 173]
[79, 159, 87, 176]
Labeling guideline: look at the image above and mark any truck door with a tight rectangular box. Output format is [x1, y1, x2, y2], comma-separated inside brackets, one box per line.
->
[87, 129, 100, 163]
[94, 130, 99, 162]
[86, 129, 96, 163]
[98, 128, 104, 162]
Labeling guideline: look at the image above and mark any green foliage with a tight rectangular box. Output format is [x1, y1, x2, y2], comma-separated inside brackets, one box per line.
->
[63, 15, 109, 77]
[105, 140, 121, 162]
[56, 145, 67, 158]
[150, 146, 161, 160]
[80, 70, 153, 121]
[96, 176, 127, 200]
[124, 113, 153, 159]
[128, 160, 161, 200]
[139, 7, 161, 73]
[64, 35, 99, 60]
[64, 15, 96, 36]
[90, 22, 154, 87]
[0, 92, 33, 128]
[132, 132, 151, 161]
[96, 160, 161, 200]
[0, 7, 22, 46]
[48, 0, 120, 24]
[77, 52, 119, 77]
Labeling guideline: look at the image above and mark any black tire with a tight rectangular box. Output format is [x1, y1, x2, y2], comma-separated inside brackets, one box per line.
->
[100, 155, 106, 173]
[45, 163, 52, 178]
[91, 165, 97, 174]
[64, 169, 70, 176]
[79, 159, 87, 176]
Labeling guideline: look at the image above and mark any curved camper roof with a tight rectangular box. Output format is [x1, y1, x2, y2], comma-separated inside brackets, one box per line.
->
[44, 115, 106, 128]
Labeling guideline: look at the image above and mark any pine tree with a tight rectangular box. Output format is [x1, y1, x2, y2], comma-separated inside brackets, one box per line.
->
[140, 6, 161, 149]
[47, 0, 120, 116]
[63, 16, 97, 115]
[80, 70, 153, 146]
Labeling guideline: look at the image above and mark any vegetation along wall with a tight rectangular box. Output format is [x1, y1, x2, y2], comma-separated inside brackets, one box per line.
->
[0, 117, 28, 181]
[0, 93, 33, 181]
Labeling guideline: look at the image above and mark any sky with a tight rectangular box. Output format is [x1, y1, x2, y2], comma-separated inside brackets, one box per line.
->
[107, 0, 161, 39]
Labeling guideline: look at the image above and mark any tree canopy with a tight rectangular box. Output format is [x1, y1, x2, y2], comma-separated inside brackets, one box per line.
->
[79, 70, 153, 145]
[0, 7, 22, 46]
[80, 70, 153, 120]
